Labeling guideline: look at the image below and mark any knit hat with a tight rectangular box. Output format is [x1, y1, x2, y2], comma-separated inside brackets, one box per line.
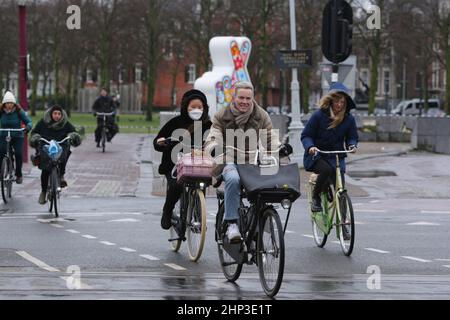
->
[2, 91, 16, 105]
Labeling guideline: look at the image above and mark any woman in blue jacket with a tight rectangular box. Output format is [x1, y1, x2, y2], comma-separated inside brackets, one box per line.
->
[301, 83, 358, 212]
[0, 91, 32, 184]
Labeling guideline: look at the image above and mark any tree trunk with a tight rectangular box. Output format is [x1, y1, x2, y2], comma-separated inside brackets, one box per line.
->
[301, 69, 311, 114]
[53, 42, 60, 103]
[445, 34, 450, 115]
[368, 30, 381, 115]
[66, 64, 73, 117]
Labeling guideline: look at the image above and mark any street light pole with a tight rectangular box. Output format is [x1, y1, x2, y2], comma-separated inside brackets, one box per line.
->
[288, 0, 304, 165]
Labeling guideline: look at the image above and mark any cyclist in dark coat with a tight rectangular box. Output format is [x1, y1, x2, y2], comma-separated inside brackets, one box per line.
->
[29, 105, 81, 204]
[92, 88, 118, 147]
[301, 82, 358, 212]
[153, 89, 212, 230]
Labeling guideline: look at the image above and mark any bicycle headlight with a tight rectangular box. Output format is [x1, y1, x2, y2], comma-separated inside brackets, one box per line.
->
[281, 199, 291, 209]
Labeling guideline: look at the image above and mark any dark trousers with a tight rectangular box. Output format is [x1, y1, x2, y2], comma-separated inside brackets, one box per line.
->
[95, 117, 118, 143]
[311, 158, 345, 199]
[163, 173, 183, 214]
[41, 148, 70, 192]
[0, 137, 24, 178]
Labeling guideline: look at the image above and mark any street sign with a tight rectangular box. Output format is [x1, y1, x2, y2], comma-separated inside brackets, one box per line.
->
[276, 50, 312, 69]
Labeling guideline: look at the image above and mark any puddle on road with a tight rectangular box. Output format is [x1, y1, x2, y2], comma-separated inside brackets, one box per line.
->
[347, 170, 397, 178]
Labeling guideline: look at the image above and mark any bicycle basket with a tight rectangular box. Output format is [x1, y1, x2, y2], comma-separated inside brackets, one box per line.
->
[237, 163, 301, 202]
[176, 152, 214, 184]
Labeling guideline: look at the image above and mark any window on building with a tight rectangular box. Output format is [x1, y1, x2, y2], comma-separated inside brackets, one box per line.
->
[163, 38, 173, 59]
[185, 64, 196, 84]
[383, 70, 390, 94]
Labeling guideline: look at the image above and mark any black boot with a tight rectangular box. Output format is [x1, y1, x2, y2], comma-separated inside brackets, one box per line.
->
[161, 210, 172, 230]
[311, 196, 323, 212]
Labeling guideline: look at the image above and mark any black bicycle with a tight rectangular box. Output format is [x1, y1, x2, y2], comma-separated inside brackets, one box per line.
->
[214, 146, 300, 297]
[96, 112, 115, 153]
[0, 128, 25, 203]
[39, 136, 70, 217]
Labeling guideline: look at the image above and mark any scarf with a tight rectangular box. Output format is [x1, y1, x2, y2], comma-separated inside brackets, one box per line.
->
[230, 102, 254, 129]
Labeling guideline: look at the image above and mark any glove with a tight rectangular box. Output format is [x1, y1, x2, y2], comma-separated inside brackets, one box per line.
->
[279, 143, 293, 157]
[348, 145, 357, 152]
[29, 134, 41, 148]
[68, 132, 82, 147]
[93, 112, 97, 117]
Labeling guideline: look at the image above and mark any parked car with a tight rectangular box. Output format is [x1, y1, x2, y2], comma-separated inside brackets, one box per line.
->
[391, 99, 441, 116]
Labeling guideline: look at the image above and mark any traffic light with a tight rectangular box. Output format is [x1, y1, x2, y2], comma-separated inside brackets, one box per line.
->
[322, 0, 353, 64]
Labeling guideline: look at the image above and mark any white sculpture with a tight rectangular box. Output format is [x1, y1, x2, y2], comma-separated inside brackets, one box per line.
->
[194, 36, 252, 116]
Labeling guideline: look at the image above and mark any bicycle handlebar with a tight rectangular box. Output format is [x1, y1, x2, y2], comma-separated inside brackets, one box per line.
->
[315, 148, 355, 154]
[95, 112, 115, 116]
[0, 128, 26, 132]
[39, 136, 71, 145]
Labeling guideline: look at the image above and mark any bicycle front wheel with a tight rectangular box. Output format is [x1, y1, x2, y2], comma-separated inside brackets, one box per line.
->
[169, 190, 184, 252]
[257, 208, 285, 297]
[51, 169, 60, 217]
[101, 128, 106, 153]
[0, 157, 11, 203]
[337, 192, 355, 256]
[216, 203, 242, 282]
[186, 188, 207, 262]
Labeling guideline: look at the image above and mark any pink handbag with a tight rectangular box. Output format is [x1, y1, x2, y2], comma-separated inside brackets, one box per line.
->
[176, 152, 214, 184]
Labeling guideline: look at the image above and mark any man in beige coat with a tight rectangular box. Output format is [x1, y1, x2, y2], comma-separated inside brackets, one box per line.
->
[205, 81, 291, 242]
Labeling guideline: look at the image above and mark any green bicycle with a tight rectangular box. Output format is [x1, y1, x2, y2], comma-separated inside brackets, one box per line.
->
[308, 149, 355, 256]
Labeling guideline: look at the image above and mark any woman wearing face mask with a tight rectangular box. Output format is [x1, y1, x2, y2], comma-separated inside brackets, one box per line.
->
[0, 91, 33, 184]
[153, 89, 212, 230]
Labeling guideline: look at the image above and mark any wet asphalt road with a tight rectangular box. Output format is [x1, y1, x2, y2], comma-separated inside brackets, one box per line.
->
[1, 134, 450, 300]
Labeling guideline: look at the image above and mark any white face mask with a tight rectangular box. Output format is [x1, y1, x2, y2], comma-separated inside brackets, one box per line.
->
[188, 109, 203, 121]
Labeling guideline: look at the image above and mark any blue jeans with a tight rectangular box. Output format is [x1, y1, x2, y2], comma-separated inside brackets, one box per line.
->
[222, 164, 240, 221]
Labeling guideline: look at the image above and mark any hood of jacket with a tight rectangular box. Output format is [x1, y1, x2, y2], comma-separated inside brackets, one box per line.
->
[43, 106, 68, 130]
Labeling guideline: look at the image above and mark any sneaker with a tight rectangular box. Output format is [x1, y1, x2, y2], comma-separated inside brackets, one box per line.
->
[311, 197, 323, 212]
[161, 210, 172, 230]
[96, 142, 100, 148]
[38, 191, 47, 205]
[226, 223, 242, 243]
[16, 176, 23, 184]
[60, 176, 68, 188]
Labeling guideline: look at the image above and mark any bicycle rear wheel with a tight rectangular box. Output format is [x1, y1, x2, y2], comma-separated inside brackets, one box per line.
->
[216, 202, 242, 282]
[186, 188, 207, 262]
[337, 192, 355, 256]
[101, 128, 106, 153]
[257, 207, 285, 297]
[0, 157, 11, 203]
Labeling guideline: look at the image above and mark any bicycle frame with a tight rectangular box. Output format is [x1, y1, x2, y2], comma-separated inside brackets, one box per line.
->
[0, 128, 25, 160]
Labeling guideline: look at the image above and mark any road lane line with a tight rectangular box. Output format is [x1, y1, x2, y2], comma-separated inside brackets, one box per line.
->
[140, 254, 160, 261]
[421, 210, 450, 214]
[401, 256, 432, 263]
[302, 234, 314, 238]
[365, 248, 390, 254]
[50, 224, 64, 228]
[443, 265, 450, 268]
[435, 259, 450, 262]
[164, 263, 186, 271]
[370, 200, 380, 203]
[120, 247, 136, 252]
[82, 235, 97, 239]
[100, 241, 116, 246]
[66, 229, 80, 234]
[16, 251, 60, 272]
[285, 230, 295, 234]
[406, 222, 440, 226]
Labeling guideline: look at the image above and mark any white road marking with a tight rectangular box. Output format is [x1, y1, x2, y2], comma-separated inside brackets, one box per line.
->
[402, 256, 432, 263]
[421, 210, 450, 214]
[285, 230, 295, 234]
[355, 209, 386, 213]
[370, 200, 380, 203]
[140, 254, 160, 261]
[365, 248, 390, 254]
[435, 259, 450, 262]
[100, 241, 116, 246]
[82, 235, 97, 239]
[66, 229, 80, 234]
[108, 218, 140, 223]
[49, 224, 64, 228]
[164, 263, 186, 271]
[406, 222, 441, 226]
[332, 240, 340, 244]
[120, 247, 136, 253]
[16, 251, 60, 272]
[209, 213, 217, 217]
[302, 234, 314, 238]
[443, 265, 450, 268]
[354, 221, 365, 225]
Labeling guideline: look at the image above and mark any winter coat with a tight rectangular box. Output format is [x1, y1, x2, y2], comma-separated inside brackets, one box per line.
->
[204, 105, 281, 177]
[92, 96, 116, 114]
[0, 107, 32, 138]
[30, 108, 77, 144]
[301, 107, 358, 172]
